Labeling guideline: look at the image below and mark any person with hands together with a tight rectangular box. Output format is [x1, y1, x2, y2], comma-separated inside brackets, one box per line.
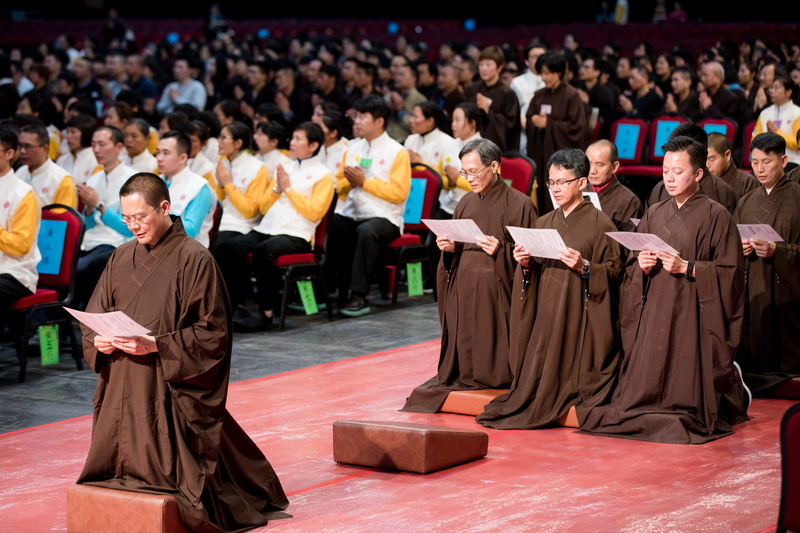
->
[402, 138, 537, 413]
[581, 135, 749, 444]
[478, 148, 623, 430]
[734, 132, 800, 398]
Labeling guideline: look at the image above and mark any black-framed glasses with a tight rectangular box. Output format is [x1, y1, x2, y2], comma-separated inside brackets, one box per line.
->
[546, 177, 582, 189]
[121, 205, 158, 226]
[458, 163, 492, 179]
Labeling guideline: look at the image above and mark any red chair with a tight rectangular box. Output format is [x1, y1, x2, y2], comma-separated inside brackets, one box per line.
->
[272, 192, 337, 331]
[208, 200, 223, 252]
[700, 117, 738, 145]
[741, 120, 757, 170]
[500, 151, 537, 197]
[10, 204, 86, 382]
[778, 401, 800, 533]
[382, 163, 442, 309]
[611, 117, 649, 167]
[647, 114, 688, 166]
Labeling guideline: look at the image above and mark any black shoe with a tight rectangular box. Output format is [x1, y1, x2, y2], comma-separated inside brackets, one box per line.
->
[233, 306, 252, 321]
[338, 295, 370, 317]
[233, 313, 273, 333]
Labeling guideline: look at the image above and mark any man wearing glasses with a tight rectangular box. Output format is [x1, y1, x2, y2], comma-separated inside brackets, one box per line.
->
[15, 121, 77, 208]
[477, 148, 624, 430]
[402, 138, 537, 413]
[77, 172, 290, 532]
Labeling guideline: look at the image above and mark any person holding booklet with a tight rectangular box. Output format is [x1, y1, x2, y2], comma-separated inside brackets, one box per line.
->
[401, 138, 537, 413]
[734, 132, 800, 398]
[476, 148, 623, 430]
[581, 135, 750, 444]
[76, 172, 290, 532]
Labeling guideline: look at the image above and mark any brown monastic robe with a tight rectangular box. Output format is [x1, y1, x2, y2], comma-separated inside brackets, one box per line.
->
[477, 198, 623, 429]
[581, 191, 749, 444]
[401, 176, 537, 413]
[526, 82, 588, 212]
[585, 176, 643, 232]
[646, 170, 738, 213]
[77, 218, 289, 533]
[464, 79, 521, 153]
[718, 161, 759, 200]
[734, 176, 800, 395]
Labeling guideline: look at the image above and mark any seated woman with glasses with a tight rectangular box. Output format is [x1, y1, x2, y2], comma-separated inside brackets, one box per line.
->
[402, 137, 537, 414]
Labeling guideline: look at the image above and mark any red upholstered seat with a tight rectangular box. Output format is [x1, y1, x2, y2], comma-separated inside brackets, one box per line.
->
[387, 234, 421, 248]
[9, 288, 58, 310]
[273, 253, 315, 267]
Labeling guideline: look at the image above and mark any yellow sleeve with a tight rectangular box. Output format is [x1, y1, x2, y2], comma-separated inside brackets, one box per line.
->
[54, 175, 78, 208]
[285, 175, 334, 222]
[456, 176, 472, 192]
[784, 116, 800, 151]
[362, 149, 412, 204]
[753, 119, 764, 138]
[48, 136, 60, 161]
[224, 167, 269, 219]
[0, 191, 38, 256]
[258, 176, 281, 214]
[148, 130, 159, 154]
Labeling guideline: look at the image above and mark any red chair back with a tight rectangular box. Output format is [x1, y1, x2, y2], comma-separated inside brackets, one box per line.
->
[37, 204, 85, 291]
[314, 192, 338, 257]
[611, 117, 649, 166]
[405, 163, 442, 233]
[700, 117, 737, 145]
[741, 120, 757, 170]
[500, 151, 536, 197]
[778, 402, 800, 533]
[648, 114, 688, 164]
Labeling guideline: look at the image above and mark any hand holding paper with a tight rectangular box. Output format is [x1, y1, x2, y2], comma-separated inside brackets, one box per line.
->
[422, 218, 485, 244]
[506, 226, 567, 260]
[605, 232, 680, 255]
[64, 307, 150, 339]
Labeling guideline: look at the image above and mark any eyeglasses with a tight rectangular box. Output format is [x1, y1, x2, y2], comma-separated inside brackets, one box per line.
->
[121, 205, 158, 226]
[18, 143, 46, 151]
[546, 177, 582, 189]
[458, 163, 492, 179]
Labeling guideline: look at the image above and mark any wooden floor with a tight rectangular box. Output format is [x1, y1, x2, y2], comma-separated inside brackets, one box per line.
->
[0, 339, 792, 533]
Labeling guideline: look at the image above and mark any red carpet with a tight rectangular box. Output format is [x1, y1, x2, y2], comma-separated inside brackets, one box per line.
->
[0, 339, 789, 532]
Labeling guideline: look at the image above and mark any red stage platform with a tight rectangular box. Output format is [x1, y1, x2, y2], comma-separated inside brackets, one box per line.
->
[0, 340, 790, 532]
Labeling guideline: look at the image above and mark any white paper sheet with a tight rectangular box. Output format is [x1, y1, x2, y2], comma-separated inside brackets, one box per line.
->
[64, 307, 151, 338]
[421, 218, 485, 244]
[507, 226, 568, 260]
[736, 224, 784, 242]
[605, 232, 680, 255]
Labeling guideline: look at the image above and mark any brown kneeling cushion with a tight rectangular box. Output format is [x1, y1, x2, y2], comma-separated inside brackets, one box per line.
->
[66, 483, 189, 533]
[440, 389, 509, 416]
[332, 420, 489, 474]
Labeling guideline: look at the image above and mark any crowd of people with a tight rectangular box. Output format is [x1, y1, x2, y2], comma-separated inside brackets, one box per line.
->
[1, 20, 800, 533]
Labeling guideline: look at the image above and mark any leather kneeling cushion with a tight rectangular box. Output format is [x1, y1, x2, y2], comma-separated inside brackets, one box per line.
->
[333, 420, 488, 474]
[440, 389, 510, 416]
[66, 484, 189, 533]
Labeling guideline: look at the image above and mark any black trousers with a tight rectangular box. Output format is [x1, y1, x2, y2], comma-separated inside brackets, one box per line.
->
[328, 215, 400, 304]
[75, 244, 115, 310]
[0, 273, 33, 333]
[214, 230, 311, 311]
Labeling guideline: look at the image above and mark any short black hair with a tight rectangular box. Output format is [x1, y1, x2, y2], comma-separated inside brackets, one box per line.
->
[120, 172, 171, 207]
[160, 130, 192, 156]
[294, 121, 325, 156]
[353, 94, 391, 123]
[548, 148, 590, 179]
[750, 132, 786, 156]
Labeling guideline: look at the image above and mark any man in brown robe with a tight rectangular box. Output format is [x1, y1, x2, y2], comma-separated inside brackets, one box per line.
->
[526, 52, 587, 213]
[463, 45, 521, 153]
[646, 122, 738, 213]
[401, 138, 537, 413]
[581, 136, 749, 444]
[583, 139, 643, 232]
[707, 132, 760, 200]
[77, 173, 289, 533]
[734, 133, 800, 396]
[477, 148, 623, 430]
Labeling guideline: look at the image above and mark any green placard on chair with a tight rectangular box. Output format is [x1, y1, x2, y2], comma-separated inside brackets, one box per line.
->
[39, 324, 59, 366]
[504, 179, 512, 187]
[296, 280, 319, 315]
[407, 262, 423, 297]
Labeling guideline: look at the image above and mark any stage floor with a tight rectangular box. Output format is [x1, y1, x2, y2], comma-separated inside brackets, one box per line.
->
[0, 339, 791, 533]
